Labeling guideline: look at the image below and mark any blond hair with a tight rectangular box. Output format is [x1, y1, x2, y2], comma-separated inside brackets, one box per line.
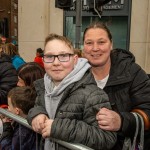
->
[2, 43, 19, 57]
[44, 33, 74, 53]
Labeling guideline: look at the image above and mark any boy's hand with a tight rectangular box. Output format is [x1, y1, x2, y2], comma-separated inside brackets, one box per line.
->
[31, 114, 48, 134]
[41, 119, 54, 138]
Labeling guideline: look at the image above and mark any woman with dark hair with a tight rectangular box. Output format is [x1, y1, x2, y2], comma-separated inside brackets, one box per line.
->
[83, 21, 150, 150]
[17, 62, 45, 89]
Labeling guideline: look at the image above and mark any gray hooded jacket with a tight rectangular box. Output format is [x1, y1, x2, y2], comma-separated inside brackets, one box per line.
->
[27, 58, 117, 150]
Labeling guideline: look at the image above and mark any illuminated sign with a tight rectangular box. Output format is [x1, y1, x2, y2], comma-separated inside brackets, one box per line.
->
[103, 0, 125, 10]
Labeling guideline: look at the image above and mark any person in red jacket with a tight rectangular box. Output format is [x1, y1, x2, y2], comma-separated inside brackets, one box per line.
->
[34, 48, 44, 68]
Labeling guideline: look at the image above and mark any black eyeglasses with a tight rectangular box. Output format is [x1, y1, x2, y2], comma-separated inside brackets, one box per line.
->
[43, 53, 74, 63]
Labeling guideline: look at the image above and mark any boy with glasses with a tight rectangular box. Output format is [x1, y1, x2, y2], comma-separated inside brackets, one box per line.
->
[27, 33, 117, 150]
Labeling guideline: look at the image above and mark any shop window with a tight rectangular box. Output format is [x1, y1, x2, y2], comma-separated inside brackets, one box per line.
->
[64, 0, 132, 50]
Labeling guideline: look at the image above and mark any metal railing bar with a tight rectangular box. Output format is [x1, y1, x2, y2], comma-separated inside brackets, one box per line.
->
[0, 108, 31, 129]
[0, 108, 93, 150]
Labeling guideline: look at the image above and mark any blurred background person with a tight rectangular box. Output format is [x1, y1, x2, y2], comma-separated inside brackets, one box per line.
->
[17, 62, 45, 89]
[74, 48, 82, 58]
[0, 43, 18, 105]
[3, 43, 26, 70]
[34, 48, 44, 68]
[0, 36, 6, 44]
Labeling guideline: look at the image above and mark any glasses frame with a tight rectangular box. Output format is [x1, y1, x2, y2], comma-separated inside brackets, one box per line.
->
[43, 53, 74, 63]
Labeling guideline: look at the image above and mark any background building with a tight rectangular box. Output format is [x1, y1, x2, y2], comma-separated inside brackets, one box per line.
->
[0, 0, 18, 44]
[1, 0, 150, 73]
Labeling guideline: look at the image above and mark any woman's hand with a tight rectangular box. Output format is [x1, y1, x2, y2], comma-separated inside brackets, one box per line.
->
[96, 107, 121, 131]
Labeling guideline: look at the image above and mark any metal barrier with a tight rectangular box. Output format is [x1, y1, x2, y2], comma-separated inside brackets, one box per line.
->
[0, 108, 93, 150]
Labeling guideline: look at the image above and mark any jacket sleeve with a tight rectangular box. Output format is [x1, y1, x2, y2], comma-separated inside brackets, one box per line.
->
[27, 106, 48, 125]
[120, 64, 150, 136]
[50, 89, 117, 150]
[27, 95, 48, 125]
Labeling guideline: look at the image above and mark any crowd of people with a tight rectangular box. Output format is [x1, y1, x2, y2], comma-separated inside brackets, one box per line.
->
[0, 21, 150, 150]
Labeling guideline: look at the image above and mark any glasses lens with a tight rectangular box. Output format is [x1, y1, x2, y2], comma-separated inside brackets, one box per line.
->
[43, 55, 54, 63]
[43, 53, 73, 63]
[58, 54, 70, 62]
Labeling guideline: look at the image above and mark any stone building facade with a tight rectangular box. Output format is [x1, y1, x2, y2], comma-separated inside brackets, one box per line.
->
[18, 0, 150, 73]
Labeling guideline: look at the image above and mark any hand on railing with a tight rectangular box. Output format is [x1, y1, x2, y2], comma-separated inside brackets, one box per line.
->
[0, 108, 93, 150]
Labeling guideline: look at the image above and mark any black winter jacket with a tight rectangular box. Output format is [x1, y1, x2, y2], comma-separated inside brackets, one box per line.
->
[0, 122, 36, 150]
[0, 54, 18, 104]
[104, 49, 150, 149]
[27, 70, 117, 150]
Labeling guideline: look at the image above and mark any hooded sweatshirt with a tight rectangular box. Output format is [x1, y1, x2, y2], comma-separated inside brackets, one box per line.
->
[44, 58, 91, 150]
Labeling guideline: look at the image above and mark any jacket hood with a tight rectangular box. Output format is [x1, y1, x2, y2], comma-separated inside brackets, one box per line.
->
[107, 49, 138, 86]
[111, 49, 135, 68]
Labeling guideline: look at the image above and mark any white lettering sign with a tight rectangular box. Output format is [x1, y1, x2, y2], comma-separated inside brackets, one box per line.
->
[70, 0, 125, 11]
[104, 0, 124, 10]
